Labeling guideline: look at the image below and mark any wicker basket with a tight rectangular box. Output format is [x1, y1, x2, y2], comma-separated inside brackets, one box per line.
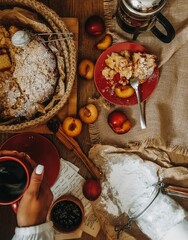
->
[0, 0, 76, 132]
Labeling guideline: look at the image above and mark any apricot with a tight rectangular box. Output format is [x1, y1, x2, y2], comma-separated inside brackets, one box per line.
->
[78, 59, 95, 80]
[79, 103, 98, 124]
[96, 34, 113, 50]
[62, 117, 82, 137]
[114, 85, 134, 98]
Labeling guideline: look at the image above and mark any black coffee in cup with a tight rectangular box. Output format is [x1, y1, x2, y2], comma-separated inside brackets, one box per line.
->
[0, 160, 27, 203]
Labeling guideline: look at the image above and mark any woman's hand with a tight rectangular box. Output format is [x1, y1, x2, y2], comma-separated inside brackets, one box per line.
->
[17, 164, 53, 227]
[0, 150, 33, 165]
[0, 150, 53, 227]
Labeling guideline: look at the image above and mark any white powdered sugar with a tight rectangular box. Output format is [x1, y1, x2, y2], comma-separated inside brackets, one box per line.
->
[90, 145, 187, 240]
[1, 37, 58, 119]
[106, 157, 159, 213]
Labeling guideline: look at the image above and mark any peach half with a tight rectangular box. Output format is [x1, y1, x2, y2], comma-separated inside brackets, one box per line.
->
[114, 85, 135, 98]
[96, 34, 113, 50]
[62, 117, 82, 137]
[79, 104, 98, 124]
[78, 59, 95, 80]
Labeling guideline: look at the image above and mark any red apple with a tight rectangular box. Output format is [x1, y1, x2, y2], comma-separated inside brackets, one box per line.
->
[108, 110, 132, 134]
[83, 178, 102, 201]
[85, 15, 105, 36]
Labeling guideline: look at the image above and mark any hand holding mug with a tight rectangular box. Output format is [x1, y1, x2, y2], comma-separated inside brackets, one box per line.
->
[0, 150, 53, 226]
[17, 164, 53, 227]
[0, 150, 34, 167]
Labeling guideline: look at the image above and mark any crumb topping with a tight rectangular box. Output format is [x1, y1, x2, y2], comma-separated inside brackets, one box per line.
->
[0, 26, 58, 120]
[102, 50, 157, 86]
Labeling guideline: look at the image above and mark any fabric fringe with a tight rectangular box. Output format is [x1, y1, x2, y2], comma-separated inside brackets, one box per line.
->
[89, 122, 102, 145]
[168, 145, 188, 157]
[89, 123, 188, 158]
[125, 138, 188, 157]
[103, 0, 116, 30]
[103, 0, 121, 43]
[88, 95, 188, 158]
[103, 0, 132, 44]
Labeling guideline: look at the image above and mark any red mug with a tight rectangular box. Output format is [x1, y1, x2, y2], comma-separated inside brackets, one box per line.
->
[0, 155, 32, 213]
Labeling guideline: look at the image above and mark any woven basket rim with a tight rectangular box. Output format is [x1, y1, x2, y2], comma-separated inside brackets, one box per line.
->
[0, 0, 76, 132]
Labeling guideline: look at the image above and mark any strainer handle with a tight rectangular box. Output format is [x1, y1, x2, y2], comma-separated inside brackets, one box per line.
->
[162, 185, 188, 200]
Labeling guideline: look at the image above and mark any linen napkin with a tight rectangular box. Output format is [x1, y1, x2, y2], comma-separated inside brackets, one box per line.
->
[89, 0, 188, 156]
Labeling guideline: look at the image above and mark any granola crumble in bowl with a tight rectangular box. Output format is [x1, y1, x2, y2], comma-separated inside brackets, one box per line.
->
[94, 42, 159, 106]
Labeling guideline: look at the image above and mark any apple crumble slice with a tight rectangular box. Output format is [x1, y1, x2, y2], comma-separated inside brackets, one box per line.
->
[102, 50, 157, 84]
[105, 52, 133, 80]
[133, 52, 157, 82]
[102, 67, 116, 80]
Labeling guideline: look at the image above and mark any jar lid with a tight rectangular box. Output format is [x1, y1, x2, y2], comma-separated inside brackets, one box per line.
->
[120, 0, 166, 16]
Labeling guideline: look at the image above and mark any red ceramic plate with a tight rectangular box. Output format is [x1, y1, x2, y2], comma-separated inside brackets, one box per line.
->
[94, 42, 159, 105]
[0, 133, 60, 187]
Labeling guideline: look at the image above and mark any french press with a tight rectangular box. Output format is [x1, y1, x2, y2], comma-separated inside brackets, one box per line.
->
[116, 0, 175, 43]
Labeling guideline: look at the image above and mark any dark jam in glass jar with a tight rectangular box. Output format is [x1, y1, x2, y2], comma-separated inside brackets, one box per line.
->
[51, 200, 83, 232]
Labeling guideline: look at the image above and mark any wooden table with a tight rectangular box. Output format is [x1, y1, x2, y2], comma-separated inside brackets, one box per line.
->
[0, 0, 106, 239]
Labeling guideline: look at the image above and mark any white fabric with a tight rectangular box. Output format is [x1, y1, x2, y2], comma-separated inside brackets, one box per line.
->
[12, 221, 54, 240]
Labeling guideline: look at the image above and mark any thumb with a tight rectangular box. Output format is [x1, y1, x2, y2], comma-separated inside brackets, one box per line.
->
[27, 164, 44, 195]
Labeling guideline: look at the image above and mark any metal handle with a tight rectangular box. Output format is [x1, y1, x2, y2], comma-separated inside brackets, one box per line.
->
[135, 88, 146, 129]
[163, 185, 188, 199]
[36, 32, 73, 36]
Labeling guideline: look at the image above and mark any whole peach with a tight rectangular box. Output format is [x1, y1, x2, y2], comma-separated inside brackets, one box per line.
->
[108, 110, 132, 134]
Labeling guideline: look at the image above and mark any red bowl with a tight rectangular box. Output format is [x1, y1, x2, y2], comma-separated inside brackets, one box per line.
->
[94, 42, 159, 106]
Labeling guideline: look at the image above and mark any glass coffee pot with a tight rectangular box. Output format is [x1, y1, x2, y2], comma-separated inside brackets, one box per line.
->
[116, 0, 175, 42]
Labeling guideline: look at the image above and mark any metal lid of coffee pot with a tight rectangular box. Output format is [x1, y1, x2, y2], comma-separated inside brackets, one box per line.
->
[120, 0, 167, 16]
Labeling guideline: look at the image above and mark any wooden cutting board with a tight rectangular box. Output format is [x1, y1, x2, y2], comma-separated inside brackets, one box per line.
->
[26, 18, 78, 134]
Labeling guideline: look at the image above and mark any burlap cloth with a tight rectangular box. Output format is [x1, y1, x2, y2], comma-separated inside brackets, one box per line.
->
[89, 144, 188, 240]
[90, 0, 188, 155]
[88, 0, 188, 239]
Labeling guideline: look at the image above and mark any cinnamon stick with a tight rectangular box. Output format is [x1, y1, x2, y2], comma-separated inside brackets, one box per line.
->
[56, 127, 102, 179]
